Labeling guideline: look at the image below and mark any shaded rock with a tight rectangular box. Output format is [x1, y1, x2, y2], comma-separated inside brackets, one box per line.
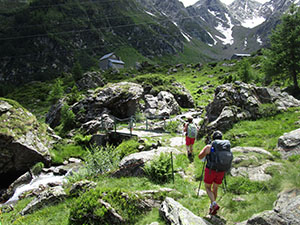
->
[238, 189, 300, 225]
[172, 82, 195, 108]
[112, 147, 181, 177]
[76, 71, 105, 91]
[0, 99, 52, 189]
[21, 186, 66, 215]
[159, 197, 212, 225]
[45, 99, 64, 128]
[277, 128, 300, 159]
[1, 171, 32, 202]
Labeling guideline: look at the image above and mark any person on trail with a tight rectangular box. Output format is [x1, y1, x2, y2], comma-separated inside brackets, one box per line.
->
[184, 117, 197, 161]
[198, 130, 226, 215]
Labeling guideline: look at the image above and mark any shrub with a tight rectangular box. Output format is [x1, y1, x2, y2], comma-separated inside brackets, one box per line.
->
[165, 120, 181, 134]
[73, 133, 92, 148]
[143, 153, 173, 184]
[115, 139, 140, 159]
[258, 103, 278, 117]
[57, 103, 76, 136]
[84, 144, 119, 176]
[48, 78, 63, 104]
[30, 162, 44, 176]
[69, 187, 144, 225]
[288, 154, 300, 162]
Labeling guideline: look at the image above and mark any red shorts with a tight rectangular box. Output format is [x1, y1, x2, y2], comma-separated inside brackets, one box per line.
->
[204, 168, 225, 185]
[186, 136, 195, 146]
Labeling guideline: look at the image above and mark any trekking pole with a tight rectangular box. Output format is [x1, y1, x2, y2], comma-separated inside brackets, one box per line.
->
[197, 158, 206, 197]
[223, 173, 227, 193]
[171, 152, 175, 184]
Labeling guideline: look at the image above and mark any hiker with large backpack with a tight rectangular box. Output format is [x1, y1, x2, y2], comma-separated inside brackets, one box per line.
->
[183, 117, 197, 161]
[198, 130, 233, 215]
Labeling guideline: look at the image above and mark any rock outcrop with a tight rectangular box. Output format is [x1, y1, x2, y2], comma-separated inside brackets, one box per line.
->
[238, 189, 300, 225]
[159, 197, 211, 225]
[0, 99, 52, 188]
[199, 82, 300, 139]
[76, 71, 106, 91]
[143, 91, 180, 118]
[21, 186, 67, 215]
[72, 82, 143, 124]
[112, 147, 181, 177]
[277, 128, 300, 159]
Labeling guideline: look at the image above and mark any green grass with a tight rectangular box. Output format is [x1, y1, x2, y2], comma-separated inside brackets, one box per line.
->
[224, 107, 300, 150]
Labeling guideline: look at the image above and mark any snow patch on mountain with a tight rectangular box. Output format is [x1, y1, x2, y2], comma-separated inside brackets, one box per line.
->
[257, 35, 263, 45]
[207, 31, 218, 46]
[215, 13, 234, 45]
[242, 15, 265, 28]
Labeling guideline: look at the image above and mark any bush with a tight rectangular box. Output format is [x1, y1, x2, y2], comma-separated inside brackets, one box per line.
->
[165, 120, 181, 134]
[258, 103, 278, 117]
[73, 133, 92, 148]
[30, 162, 44, 176]
[115, 139, 140, 159]
[288, 154, 300, 162]
[56, 103, 76, 136]
[48, 78, 63, 104]
[69, 187, 144, 225]
[143, 153, 173, 184]
[84, 144, 119, 175]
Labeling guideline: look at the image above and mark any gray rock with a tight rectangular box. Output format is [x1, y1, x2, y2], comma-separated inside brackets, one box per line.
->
[199, 82, 300, 138]
[231, 146, 273, 157]
[231, 162, 282, 181]
[45, 99, 64, 128]
[112, 147, 181, 177]
[238, 189, 300, 225]
[72, 82, 143, 123]
[277, 128, 300, 159]
[144, 91, 180, 119]
[69, 180, 97, 196]
[76, 71, 105, 91]
[0, 99, 52, 193]
[80, 113, 115, 134]
[21, 186, 66, 215]
[172, 82, 195, 108]
[159, 197, 212, 225]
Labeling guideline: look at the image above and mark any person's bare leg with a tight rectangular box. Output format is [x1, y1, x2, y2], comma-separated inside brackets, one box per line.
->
[212, 183, 219, 200]
[205, 182, 215, 204]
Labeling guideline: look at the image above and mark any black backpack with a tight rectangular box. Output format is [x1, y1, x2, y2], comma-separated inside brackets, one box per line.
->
[206, 139, 233, 172]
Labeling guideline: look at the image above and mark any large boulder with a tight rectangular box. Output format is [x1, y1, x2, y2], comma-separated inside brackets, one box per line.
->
[277, 128, 300, 159]
[159, 197, 211, 225]
[237, 189, 300, 225]
[20, 186, 67, 215]
[112, 147, 181, 177]
[143, 91, 180, 119]
[171, 82, 195, 108]
[72, 82, 143, 123]
[0, 99, 52, 188]
[199, 82, 300, 138]
[76, 71, 106, 91]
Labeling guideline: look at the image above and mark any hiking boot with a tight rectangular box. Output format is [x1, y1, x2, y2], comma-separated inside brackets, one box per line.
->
[210, 204, 220, 215]
[187, 152, 193, 162]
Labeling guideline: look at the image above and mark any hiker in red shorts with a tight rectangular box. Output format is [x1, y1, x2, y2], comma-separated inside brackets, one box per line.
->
[183, 117, 197, 160]
[198, 130, 225, 215]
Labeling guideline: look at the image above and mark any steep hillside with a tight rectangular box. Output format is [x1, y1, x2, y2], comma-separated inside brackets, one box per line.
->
[0, 0, 187, 84]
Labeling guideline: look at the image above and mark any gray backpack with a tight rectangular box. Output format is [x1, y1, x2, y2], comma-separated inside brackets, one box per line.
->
[207, 140, 233, 172]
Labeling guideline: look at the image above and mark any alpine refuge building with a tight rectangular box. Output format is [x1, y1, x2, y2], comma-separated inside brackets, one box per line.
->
[99, 53, 125, 70]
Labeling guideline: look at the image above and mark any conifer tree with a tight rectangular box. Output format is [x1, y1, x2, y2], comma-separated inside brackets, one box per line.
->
[262, 4, 300, 90]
